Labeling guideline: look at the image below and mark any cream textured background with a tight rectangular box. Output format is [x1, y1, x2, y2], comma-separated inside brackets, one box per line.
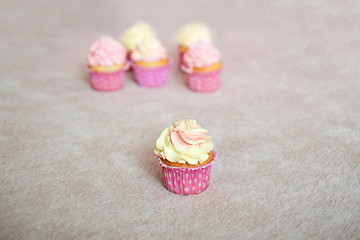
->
[1, 0, 360, 239]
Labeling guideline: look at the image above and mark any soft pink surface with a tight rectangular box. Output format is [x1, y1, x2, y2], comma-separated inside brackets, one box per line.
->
[1, 0, 360, 239]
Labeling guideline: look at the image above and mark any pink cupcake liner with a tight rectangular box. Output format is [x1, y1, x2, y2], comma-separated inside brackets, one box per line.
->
[131, 61, 171, 88]
[156, 150, 218, 195]
[87, 63, 130, 92]
[126, 52, 133, 71]
[178, 49, 185, 71]
[181, 66, 222, 92]
[126, 52, 132, 61]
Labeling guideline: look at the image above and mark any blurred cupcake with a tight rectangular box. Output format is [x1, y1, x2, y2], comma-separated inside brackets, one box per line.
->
[176, 22, 212, 69]
[87, 36, 129, 91]
[181, 41, 222, 92]
[121, 21, 157, 59]
[154, 119, 217, 195]
[131, 38, 171, 87]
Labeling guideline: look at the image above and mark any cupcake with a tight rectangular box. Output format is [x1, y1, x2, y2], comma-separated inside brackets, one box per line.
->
[154, 119, 217, 195]
[176, 22, 212, 69]
[87, 36, 129, 91]
[120, 21, 157, 59]
[131, 38, 171, 87]
[181, 40, 222, 92]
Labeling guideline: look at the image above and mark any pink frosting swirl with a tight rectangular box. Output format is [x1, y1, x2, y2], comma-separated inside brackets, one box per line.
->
[154, 119, 214, 164]
[182, 40, 221, 72]
[87, 36, 127, 66]
[170, 119, 210, 150]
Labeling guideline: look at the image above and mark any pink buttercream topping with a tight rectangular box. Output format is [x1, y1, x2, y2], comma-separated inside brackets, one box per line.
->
[183, 40, 221, 71]
[170, 119, 210, 152]
[154, 119, 214, 164]
[87, 36, 127, 66]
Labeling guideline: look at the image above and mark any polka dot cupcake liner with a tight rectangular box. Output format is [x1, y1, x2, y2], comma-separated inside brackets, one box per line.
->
[185, 69, 222, 92]
[87, 63, 130, 92]
[131, 61, 171, 88]
[157, 150, 218, 195]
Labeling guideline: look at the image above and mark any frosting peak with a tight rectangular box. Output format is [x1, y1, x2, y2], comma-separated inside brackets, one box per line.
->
[182, 40, 221, 72]
[177, 22, 212, 47]
[87, 36, 126, 66]
[154, 119, 214, 165]
[131, 38, 168, 62]
[121, 22, 157, 51]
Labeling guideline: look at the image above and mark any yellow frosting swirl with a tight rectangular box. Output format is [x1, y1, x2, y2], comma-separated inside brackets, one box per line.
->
[154, 119, 214, 165]
[176, 22, 212, 48]
[121, 22, 157, 51]
[131, 38, 168, 62]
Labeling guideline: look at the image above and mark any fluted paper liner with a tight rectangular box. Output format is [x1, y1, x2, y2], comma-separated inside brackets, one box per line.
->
[131, 60, 171, 88]
[156, 149, 218, 195]
[87, 62, 130, 91]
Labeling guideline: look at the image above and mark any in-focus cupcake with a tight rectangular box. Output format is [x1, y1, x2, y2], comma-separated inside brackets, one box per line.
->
[87, 36, 129, 91]
[154, 119, 217, 195]
[131, 38, 171, 87]
[181, 40, 222, 92]
[176, 22, 212, 69]
[120, 21, 157, 60]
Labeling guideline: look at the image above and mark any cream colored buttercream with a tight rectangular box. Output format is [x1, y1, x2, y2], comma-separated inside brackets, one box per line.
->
[131, 38, 168, 62]
[176, 22, 212, 48]
[121, 22, 157, 51]
[154, 119, 214, 165]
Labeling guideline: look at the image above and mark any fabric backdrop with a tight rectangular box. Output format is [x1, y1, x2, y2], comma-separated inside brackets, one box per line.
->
[1, 0, 359, 239]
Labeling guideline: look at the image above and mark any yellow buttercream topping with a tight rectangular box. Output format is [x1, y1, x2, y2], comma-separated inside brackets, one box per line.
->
[154, 119, 214, 165]
[121, 22, 157, 51]
[177, 22, 212, 48]
[131, 38, 168, 62]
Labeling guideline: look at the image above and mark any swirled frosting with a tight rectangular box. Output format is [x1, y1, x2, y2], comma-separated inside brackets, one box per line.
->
[87, 36, 126, 66]
[154, 119, 214, 165]
[131, 38, 168, 62]
[121, 22, 157, 51]
[182, 40, 221, 72]
[177, 22, 212, 48]
[183, 41, 221, 72]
